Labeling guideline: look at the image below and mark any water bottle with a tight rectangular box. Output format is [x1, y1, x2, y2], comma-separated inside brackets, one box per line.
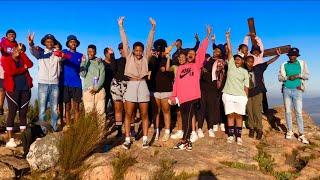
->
[93, 76, 99, 90]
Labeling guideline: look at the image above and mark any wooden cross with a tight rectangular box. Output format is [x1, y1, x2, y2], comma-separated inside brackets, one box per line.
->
[247, 17, 291, 57]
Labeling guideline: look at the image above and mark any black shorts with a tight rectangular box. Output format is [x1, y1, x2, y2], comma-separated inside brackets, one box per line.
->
[0, 79, 3, 91]
[63, 86, 82, 103]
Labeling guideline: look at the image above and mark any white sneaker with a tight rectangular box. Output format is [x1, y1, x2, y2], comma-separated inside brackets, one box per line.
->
[190, 131, 198, 143]
[242, 121, 246, 128]
[170, 130, 183, 139]
[208, 129, 215, 137]
[155, 131, 159, 141]
[286, 131, 294, 139]
[213, 125, 219, 132]
[197, 129, 204, 138]
[6, 138, 17, 148]
[162, 132, 170, 142]
[220, 123, 225, 132]
[227, 136, 234, 143]
[298, 135, 309, 144]
[237, 137, 243, 145]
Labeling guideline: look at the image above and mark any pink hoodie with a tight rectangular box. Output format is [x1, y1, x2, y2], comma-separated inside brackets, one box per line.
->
[170, 37, 209, 105]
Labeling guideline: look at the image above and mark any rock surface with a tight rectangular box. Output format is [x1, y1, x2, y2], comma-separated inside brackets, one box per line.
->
[26, 132, 61, 171]
[0, 162, 15, 179]
[80, 106, 320, 180]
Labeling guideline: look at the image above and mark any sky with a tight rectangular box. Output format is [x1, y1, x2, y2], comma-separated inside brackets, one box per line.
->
[0, 0, 319, 101]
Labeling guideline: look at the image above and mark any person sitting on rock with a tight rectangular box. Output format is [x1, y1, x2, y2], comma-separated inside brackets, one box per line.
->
[278, 47, 309, 144]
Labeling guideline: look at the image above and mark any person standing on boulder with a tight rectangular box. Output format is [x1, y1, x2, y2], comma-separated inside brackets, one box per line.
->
[0, 29, 18, 115]
[80, 45, 106, 115]
[169, 25, 211, 151]
[28, 33, 67, 132]
[3, 43, 33, 148]
[62, 35, 83, 126]
[245, 49, 281, 140]
[118, 16, 156, 149]
[278, 47, 309, 144]
[222, 29, 249, 146]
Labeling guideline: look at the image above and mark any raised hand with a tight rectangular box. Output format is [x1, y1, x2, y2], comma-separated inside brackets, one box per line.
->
[17, 43, 23, 51]
[211, 34, 216, 42]
[118, 16, 125, 27]
[226, 28, 231, 38]
[206, 25, 212, 37]
[149, 17, 156, 29]
[276, 48, 281, 56]
[28, 32, 35, 44]
[195, 33, 199, 41]
[82, 54, 86, 62]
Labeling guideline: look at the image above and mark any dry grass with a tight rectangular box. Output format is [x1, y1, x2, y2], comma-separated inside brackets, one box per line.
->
[111, 152, 137, 180]
[58, 111, 106, 171]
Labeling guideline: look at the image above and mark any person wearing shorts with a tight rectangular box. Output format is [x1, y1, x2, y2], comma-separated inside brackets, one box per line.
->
[118, 16, 156, 149]
[222, 30, 249, 146]
[62, 35, 83, 126]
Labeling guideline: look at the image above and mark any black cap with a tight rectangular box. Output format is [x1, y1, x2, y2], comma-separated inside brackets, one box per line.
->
[287, 47, 300, 57]
[41, 34, 58, 46]
[66, 35, 80, 47]
[153, 39, 167, 52]
[6, 29, 16, 36]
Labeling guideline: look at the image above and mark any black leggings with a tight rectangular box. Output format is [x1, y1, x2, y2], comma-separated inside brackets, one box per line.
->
[197, 87, 222, 129]
[6, 90, 31, 130]
[180, 99, 199, 141]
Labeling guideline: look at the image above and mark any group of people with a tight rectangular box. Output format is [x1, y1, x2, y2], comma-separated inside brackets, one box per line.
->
[0, 17, 310, 151]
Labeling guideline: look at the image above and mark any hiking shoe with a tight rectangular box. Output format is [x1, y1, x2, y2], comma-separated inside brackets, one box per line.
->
[116, 130, 123, 139]
[174, 141, 186, 150]
[197, 129, 204, 138]
[227, 136, 234, 143]
[298, 135, 309, 144]
[208, 129, 215, 138]
[122, 141, 131, 150]
[162, 132, 170, 142]
[190, 131, 198, 143]
[220, 123, 225, 132]
[213, 125, 219, 132]
[185, 141, 193, 151]
[286, 131, 294, 139]
[170, 130, 183, 139]
[0, 108, 3, 115]
[6, 138, 17, 148]
[256, 130, 263, 140]
[237, 137, 243, 145]
[249, 129, 255, 138]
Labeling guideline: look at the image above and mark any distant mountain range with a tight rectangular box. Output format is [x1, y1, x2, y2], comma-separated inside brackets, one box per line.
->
[268, 96, 320, 125]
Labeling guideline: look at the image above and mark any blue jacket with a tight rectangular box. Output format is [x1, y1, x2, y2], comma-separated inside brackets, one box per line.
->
[61, 49, 82, 88]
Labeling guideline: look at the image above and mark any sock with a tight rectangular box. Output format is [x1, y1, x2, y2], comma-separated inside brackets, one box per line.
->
[192, 131, 196, 134]
[164, 129, 170, 134]
[142, 136, 148, 142]
[177, 130, 183, 133]
[235, 127, 242, 138]
[156, 128, 159, 133]
[115, 122, 122, 131]
[125, 137, 130, 143]
[228, 126, 234, 137]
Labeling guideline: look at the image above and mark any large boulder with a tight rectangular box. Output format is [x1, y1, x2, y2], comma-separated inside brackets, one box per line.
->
[26, 132, 61, 171]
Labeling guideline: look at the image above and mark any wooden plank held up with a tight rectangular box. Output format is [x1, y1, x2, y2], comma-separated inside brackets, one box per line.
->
[263, 45, 291, 57]
[247, 17, 257, 46]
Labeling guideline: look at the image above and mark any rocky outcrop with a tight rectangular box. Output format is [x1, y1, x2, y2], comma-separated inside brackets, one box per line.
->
[80, 106, 320, 180]
[26, 132, 61, 171]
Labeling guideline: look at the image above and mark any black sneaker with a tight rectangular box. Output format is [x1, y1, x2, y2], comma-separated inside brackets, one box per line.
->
[249, 129, 255, 138]
[0, 108, 3, 115]
[116, 130, 123, 139]
[185, 141, 192, 151]
[256, 130, 263, 140]
[122, 141, 131, 150]
[173, 141, 186, 150]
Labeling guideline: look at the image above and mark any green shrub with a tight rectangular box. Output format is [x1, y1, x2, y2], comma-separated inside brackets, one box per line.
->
[220, 161, 257, 171]
[111, 152, 138, 180]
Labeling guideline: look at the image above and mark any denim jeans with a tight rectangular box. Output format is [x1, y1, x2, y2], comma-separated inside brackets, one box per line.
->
[38, 83, 59, 132]
[283, 88, 304, 134]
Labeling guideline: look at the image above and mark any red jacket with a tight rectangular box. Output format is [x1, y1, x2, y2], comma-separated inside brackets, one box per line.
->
[2, 52, 33, 92]
[0, 37, 17, 56]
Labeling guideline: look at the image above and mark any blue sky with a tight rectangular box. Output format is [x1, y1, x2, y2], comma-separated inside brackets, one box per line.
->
[1, 0, 319, 100]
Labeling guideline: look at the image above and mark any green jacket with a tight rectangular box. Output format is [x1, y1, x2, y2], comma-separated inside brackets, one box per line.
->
[80, 57, 105, 91]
